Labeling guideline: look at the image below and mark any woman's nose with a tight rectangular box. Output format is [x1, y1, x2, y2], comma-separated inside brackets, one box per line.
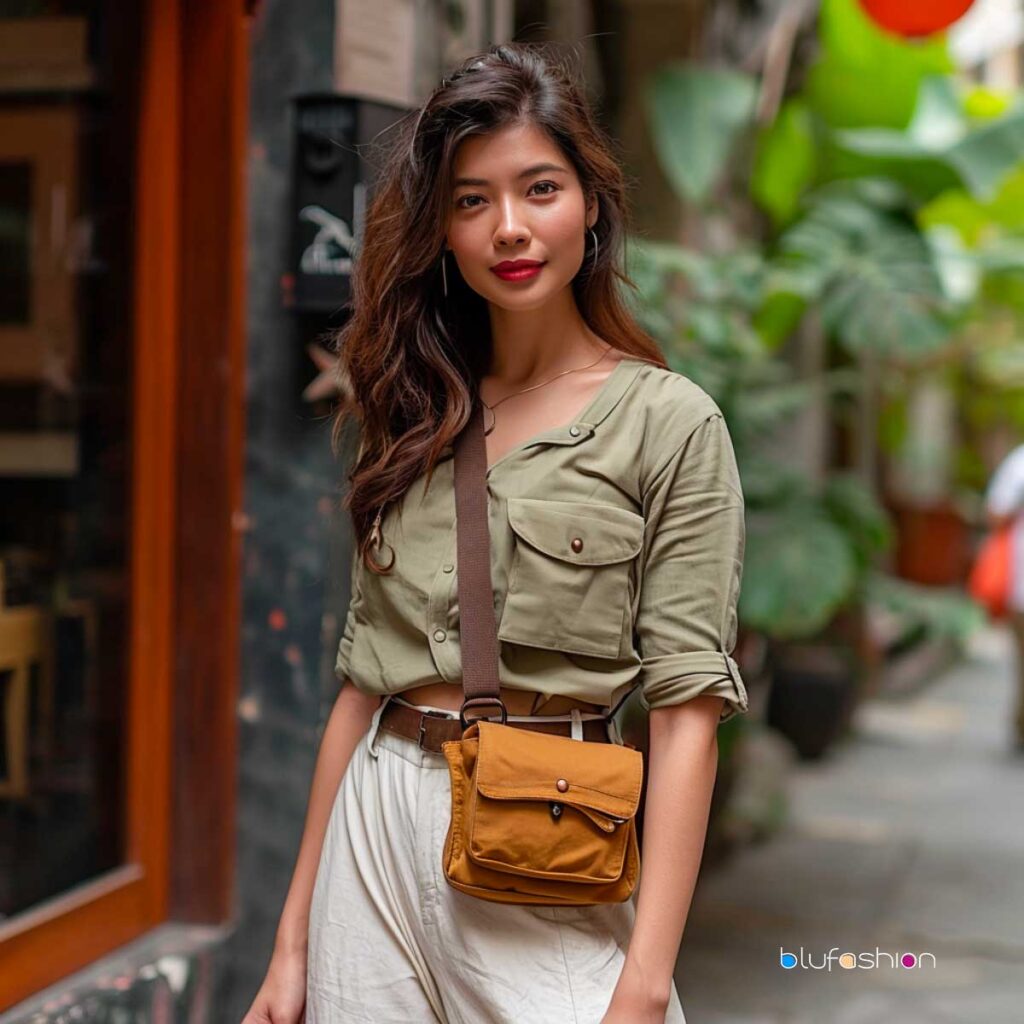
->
[493, 199, 530, 247]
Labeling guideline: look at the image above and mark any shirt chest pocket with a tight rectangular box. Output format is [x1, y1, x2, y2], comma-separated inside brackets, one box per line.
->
[497, 497, 645, 660]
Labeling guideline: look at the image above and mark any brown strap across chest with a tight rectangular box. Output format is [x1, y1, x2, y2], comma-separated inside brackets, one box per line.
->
[452, 400, 504, 714]
[451, 399, 637, 728]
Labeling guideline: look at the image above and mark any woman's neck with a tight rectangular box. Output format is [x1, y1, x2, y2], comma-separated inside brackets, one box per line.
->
[486, 290, 603, 385]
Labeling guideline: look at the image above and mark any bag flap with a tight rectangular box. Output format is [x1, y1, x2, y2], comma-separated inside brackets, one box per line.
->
[474, 721, 643, 820]
[506, 498, 644, 565]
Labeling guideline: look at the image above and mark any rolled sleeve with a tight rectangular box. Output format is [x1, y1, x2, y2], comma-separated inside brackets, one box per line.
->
[334, 548, 360, 684]
[636, 412, 749, 723]
[334, 605, 356, 682]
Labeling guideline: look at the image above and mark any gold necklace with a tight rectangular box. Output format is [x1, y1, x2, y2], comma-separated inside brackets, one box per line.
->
[368, 344, 615, 554]
[480, 343, 614, 436]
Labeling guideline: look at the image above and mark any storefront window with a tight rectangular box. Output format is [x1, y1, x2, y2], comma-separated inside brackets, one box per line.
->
[0, 3, 136, 918]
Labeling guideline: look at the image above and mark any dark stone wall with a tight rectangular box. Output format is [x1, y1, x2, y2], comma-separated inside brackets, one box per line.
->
[222, 0, 357, 1019]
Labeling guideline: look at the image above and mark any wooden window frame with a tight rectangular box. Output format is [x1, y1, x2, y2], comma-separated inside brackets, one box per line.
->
[0, 0, 249, 1007]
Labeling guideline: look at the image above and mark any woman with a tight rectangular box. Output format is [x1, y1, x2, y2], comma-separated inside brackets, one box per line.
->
[244, 42, 747, 1024]
[984, 441, 1024, 749]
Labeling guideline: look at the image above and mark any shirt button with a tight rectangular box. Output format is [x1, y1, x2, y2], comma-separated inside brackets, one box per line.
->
[569, 425, 581, 437]
[442, 563, 454, 573]
[571, 537, 584, 553]
[433, 628, 447, 643]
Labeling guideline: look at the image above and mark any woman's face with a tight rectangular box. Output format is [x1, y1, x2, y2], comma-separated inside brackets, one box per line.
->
[444, 121, 597, 312]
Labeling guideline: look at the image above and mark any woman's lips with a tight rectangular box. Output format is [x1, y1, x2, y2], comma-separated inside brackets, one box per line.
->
[490, 261, 545, 282]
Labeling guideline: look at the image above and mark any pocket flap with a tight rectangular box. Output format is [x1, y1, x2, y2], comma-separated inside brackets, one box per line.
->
[506, 498, 644, 566]
[474, 721, 644, 821]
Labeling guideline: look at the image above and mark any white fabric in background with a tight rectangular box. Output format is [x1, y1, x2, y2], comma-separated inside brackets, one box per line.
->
[985, 443, 1024, 612]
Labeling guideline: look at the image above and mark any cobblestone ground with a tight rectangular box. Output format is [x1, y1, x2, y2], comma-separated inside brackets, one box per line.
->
[676, 624, 1024, 1024]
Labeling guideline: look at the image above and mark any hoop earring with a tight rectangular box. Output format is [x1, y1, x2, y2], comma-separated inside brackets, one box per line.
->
[588, 227, 599, 268]
[441, 251, 449, 298]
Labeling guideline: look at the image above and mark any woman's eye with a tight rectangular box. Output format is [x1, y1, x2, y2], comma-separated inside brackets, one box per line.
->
[455, 181, 560, 209]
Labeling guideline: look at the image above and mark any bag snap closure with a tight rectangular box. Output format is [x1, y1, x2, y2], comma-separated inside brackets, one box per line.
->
[570, 537, 583, 553]
[556, 778, 569, 792]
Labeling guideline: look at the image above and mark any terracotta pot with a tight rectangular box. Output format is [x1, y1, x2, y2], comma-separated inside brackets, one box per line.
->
[888, 497, 971, 586]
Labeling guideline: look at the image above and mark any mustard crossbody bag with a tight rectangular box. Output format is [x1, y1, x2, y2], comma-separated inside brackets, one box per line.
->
[441, 399, 644, 906]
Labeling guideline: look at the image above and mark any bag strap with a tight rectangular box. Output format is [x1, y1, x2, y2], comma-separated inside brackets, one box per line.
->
[451, 399, 625, 725]
[452, 400, 506, 721]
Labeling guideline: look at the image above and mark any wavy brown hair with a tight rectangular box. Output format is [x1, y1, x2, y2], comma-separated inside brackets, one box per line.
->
[331, 41, 667, 573]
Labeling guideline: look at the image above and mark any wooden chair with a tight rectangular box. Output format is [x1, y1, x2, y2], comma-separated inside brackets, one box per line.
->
[0, 603, 55, 800]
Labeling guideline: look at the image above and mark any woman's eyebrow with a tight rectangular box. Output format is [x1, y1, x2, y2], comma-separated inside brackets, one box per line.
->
[453, 162, 569, 187]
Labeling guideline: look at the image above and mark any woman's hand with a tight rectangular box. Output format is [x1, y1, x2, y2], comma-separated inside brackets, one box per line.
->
[600, 991, 670, 1023]
[600, 961, 671, 1023]
[240, 947, 307, 1024]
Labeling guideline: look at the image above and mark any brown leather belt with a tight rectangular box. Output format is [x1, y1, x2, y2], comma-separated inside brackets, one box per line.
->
[378, 698, 616, 753]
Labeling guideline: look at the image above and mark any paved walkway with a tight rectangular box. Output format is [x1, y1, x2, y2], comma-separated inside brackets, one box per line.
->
[677, 624, 1024, 1023]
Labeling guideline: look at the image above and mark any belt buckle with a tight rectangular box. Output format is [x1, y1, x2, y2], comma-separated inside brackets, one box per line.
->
[418, 709, 455, 750]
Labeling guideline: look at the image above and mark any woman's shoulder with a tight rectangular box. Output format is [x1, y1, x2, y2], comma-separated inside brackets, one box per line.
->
[626, 357, 725, 445]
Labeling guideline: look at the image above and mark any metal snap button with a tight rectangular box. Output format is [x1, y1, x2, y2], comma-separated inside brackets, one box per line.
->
[569, 425, 581, 437]
[570, 537, 584, 553]
[442, 563, 454, 573]
[433, 629, 447, 642]
[556, 778, 569, 792]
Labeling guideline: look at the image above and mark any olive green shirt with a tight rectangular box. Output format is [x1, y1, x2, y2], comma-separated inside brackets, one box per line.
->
[336, 355, 748, 723]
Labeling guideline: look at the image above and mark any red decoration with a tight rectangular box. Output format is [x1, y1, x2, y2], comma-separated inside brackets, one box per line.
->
[967, 523, 1013, 621]
[858, 0, 975, 37]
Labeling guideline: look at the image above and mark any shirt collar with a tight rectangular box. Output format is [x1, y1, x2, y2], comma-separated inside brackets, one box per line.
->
[439, 355, 645, 460]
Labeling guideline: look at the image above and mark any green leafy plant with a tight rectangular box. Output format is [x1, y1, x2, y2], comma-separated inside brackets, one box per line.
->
[626, 238, 890, 641]
[631, 4, 1001, 649]
[644, 63, 758, 206]
[770, 179, 951, 358]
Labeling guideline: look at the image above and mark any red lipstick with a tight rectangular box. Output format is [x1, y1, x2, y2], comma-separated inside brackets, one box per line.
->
[490, 259, 545, 282]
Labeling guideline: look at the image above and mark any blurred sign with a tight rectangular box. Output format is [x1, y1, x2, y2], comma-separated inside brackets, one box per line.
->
[334, 0, 417, 108]
[290, 93, 405, 313]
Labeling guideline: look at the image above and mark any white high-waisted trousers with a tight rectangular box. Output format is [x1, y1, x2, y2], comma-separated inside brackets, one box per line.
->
[306, 695, 688, 1023]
